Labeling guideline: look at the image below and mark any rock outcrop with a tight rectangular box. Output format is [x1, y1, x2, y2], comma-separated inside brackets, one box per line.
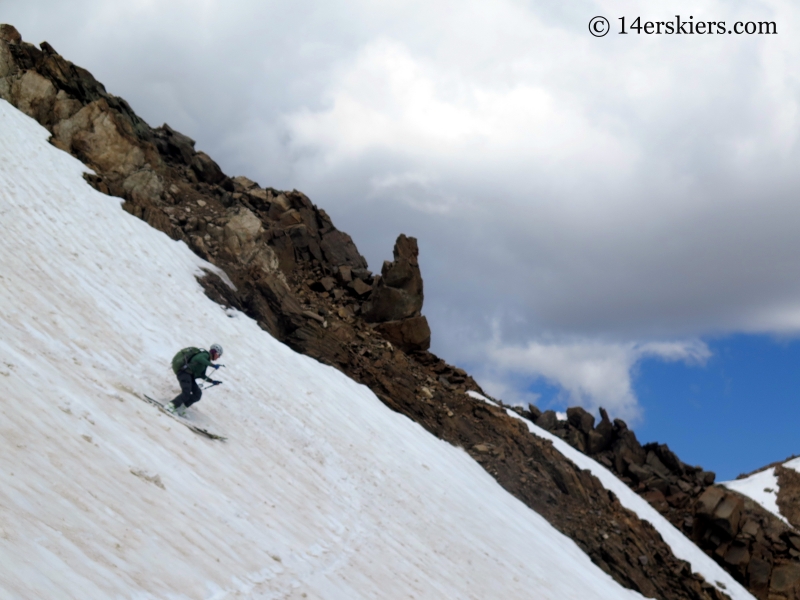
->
[0, 23, 738, 600]
[525, 401, 800, 600]
[363, 234, 431, 352]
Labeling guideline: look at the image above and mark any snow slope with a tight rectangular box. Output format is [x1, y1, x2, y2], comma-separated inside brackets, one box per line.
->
[722, 456, 800, 524]
[722, 468, 785, 523]
[0, 100, 655, 599]
[465, 393, 756, 600]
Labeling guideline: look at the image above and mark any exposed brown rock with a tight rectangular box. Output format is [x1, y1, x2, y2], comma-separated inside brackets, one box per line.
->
[373, 316, 431, 353]
[536, 410, 558, 431]
[320, 230, 367, 268]
[363, 234, 423, 322]
[9, 70, 56, 126]
[712, 494, 744, 538]
[349, 277, 372, 296]
[696, 487, 726, 517]
[0, 24, 21, 44]
[536, 396, 800, 600]
[122, 168, 163, 205]
[52, 99, 148, 177]
[770, 562, 800, 597]
[777, 466, 800, 529]
[567, 406, 595, 435]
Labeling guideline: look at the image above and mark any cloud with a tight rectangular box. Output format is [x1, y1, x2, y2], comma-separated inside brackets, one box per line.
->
[483, 337, 711, 422]
[284, 37, 639, 184]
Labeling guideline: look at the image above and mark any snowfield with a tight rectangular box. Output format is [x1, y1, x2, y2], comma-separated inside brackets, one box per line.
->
[0, 100, 658, 599]
[722, 456, 800, 525]
[722, 468, 785, 523]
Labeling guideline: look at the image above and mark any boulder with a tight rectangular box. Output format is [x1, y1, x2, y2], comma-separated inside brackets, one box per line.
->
[0, 24, 21, 44]
[628, 463, 654, 484]
[566, 427, 586, 452]
[646, 451, 672, 478]
[348, 278, 372, 297]
[723, 543, 750, 577]
[192, 151, 226, 184]
[318, 277, 336, 292]
[352, 267, 372, 281]
[698, 470, 716, 486]
[712, 493, 743, 537]
[153, 124, 195, 165]
[567, 406, 595, 435]
[253, 272, 306, 335]
[665, 491, 688, 508]
[221, 207, 279, 274]
[587, 429, 609, 455]
[695, 486, 726, 518]
[337, 265, 353, 283]
[232, 175, 258, 192]
[53, 99, 145, 177]
[0, 37, 15, 78]
[122, 169, 163, 205]
[279, 209, 304, 228]
[536, 410, 557, 431]
[611, 429, 647, 473]
[770, 563, 800, 596]
[10, 70, 57, 126]
[53, 89, 81, 122]
[748, 544, 773, 596]
[271, 193, 291, 212]
[286, 224, 323, 262]
[650, 443, 684, 475]
[246, 187, 270, 210]
[374, 316, 431, 353]
[643, 489, 669, 513]
[320, 230, 368, 269]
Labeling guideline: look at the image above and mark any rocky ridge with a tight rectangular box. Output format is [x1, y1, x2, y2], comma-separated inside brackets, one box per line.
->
[0, 23, 737, 600]
[518, 403, 800, 600]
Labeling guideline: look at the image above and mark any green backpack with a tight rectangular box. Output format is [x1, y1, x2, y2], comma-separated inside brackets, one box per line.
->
[171, 347, 204, 374]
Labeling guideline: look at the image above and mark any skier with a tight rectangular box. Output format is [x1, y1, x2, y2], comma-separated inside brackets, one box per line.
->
[167, 344, 223, 416]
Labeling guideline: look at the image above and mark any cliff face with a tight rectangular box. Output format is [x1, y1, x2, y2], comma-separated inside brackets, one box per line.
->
[0, 23, 740, 600]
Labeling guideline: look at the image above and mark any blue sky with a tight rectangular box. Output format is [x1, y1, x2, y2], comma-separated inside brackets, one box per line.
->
[524, 333, 800, 481]
[635, 334, 800, 481]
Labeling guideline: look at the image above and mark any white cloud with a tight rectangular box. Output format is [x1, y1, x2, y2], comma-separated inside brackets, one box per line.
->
[284, 37, 638, 179]
[478, 377, 541, 409]
[483, 337, 711, 422]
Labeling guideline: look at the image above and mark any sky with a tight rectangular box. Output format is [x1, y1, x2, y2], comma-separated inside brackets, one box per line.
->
[3, 0, 799, 479]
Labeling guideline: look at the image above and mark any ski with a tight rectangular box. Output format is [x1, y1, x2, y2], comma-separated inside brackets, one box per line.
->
[141, 394, 227, 441]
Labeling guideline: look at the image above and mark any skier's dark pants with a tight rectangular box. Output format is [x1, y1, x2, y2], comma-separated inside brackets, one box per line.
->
[173, 370, 202, 408]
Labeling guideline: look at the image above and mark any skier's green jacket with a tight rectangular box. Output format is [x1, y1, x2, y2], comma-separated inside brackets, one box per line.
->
[173, 348, 215, 382]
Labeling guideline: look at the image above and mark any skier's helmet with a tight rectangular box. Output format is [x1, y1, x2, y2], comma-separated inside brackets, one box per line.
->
[210, 343, 223, 359]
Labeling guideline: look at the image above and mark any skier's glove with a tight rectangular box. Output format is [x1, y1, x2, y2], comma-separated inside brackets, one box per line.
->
[211, 364, 221, 370]
[211, 379, 223, 385]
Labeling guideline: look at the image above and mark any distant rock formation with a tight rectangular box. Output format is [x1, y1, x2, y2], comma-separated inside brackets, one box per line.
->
[526, 402, 800, 600]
